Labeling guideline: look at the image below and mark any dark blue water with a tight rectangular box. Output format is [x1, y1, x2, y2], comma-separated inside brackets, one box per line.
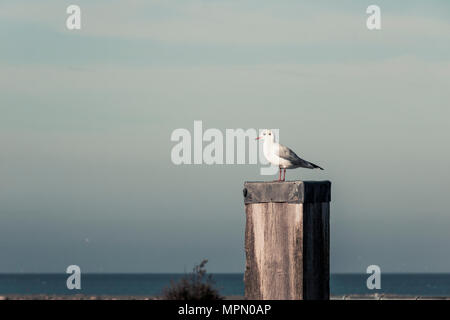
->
[1, 274, 450, 296]
[0, 274, 243, 296]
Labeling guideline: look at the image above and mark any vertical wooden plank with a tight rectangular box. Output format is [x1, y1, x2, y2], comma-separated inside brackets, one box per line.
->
[322, 202, 330, 299]
[244, 203, 263, 300]
[303, 202, 330, 300]
[243, 181, 331, 300]
[244, 202, 303, 300]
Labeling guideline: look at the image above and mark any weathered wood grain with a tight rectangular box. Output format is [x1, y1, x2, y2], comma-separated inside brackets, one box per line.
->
[243, 181, 331, 204]
[244, 202, 303, 299]
[243, 181, 331, 300]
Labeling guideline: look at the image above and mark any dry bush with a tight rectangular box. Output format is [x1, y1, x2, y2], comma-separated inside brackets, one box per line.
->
[161, 259, 223, 300]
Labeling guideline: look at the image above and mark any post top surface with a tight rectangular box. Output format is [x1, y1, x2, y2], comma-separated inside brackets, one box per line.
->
[243, 180, 331, 204]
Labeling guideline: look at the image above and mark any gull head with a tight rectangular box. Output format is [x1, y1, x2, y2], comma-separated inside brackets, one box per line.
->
[256, 129, 275, 142]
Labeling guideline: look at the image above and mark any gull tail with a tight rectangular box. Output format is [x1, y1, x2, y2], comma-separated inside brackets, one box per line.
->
[309, 161, 324, 170]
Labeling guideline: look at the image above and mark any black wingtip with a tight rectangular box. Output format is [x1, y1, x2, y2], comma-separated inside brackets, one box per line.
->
[312, 163, 324, 170]
[306, 161, 324, 171]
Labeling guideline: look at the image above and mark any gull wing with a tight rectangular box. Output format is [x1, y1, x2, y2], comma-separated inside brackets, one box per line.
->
[277, 143, 324, 170]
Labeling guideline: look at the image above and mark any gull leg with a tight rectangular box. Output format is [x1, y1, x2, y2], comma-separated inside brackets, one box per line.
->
[278, 168, 282, 181]
[283, 169, 286, 181]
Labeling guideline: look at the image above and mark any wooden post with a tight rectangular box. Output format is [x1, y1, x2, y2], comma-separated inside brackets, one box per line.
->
[243, 180, 331, 300]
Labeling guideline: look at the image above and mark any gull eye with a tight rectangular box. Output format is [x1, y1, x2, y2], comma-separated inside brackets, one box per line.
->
[263, 133, 266, 135]
[268, 133, 271, 135]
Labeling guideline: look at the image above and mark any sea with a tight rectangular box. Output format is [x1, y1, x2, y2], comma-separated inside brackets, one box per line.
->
[1, 274, 450, 296]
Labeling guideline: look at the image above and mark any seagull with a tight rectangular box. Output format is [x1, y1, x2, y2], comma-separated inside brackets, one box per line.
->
[256, 129, 324, 181]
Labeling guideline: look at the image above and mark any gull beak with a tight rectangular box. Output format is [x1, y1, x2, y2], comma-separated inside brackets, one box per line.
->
[255, 136, 262, 140]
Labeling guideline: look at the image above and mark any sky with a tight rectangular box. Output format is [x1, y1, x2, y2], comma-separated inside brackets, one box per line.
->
[1, 0, 450, 273]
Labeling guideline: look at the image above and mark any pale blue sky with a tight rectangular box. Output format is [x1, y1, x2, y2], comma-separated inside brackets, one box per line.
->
[1, 1, 450, 273]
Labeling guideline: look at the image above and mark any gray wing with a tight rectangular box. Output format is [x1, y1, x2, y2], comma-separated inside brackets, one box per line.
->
[277, 143, 324, 170]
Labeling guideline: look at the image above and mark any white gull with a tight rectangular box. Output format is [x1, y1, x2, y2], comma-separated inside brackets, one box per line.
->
[256, 129, 324, 181]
